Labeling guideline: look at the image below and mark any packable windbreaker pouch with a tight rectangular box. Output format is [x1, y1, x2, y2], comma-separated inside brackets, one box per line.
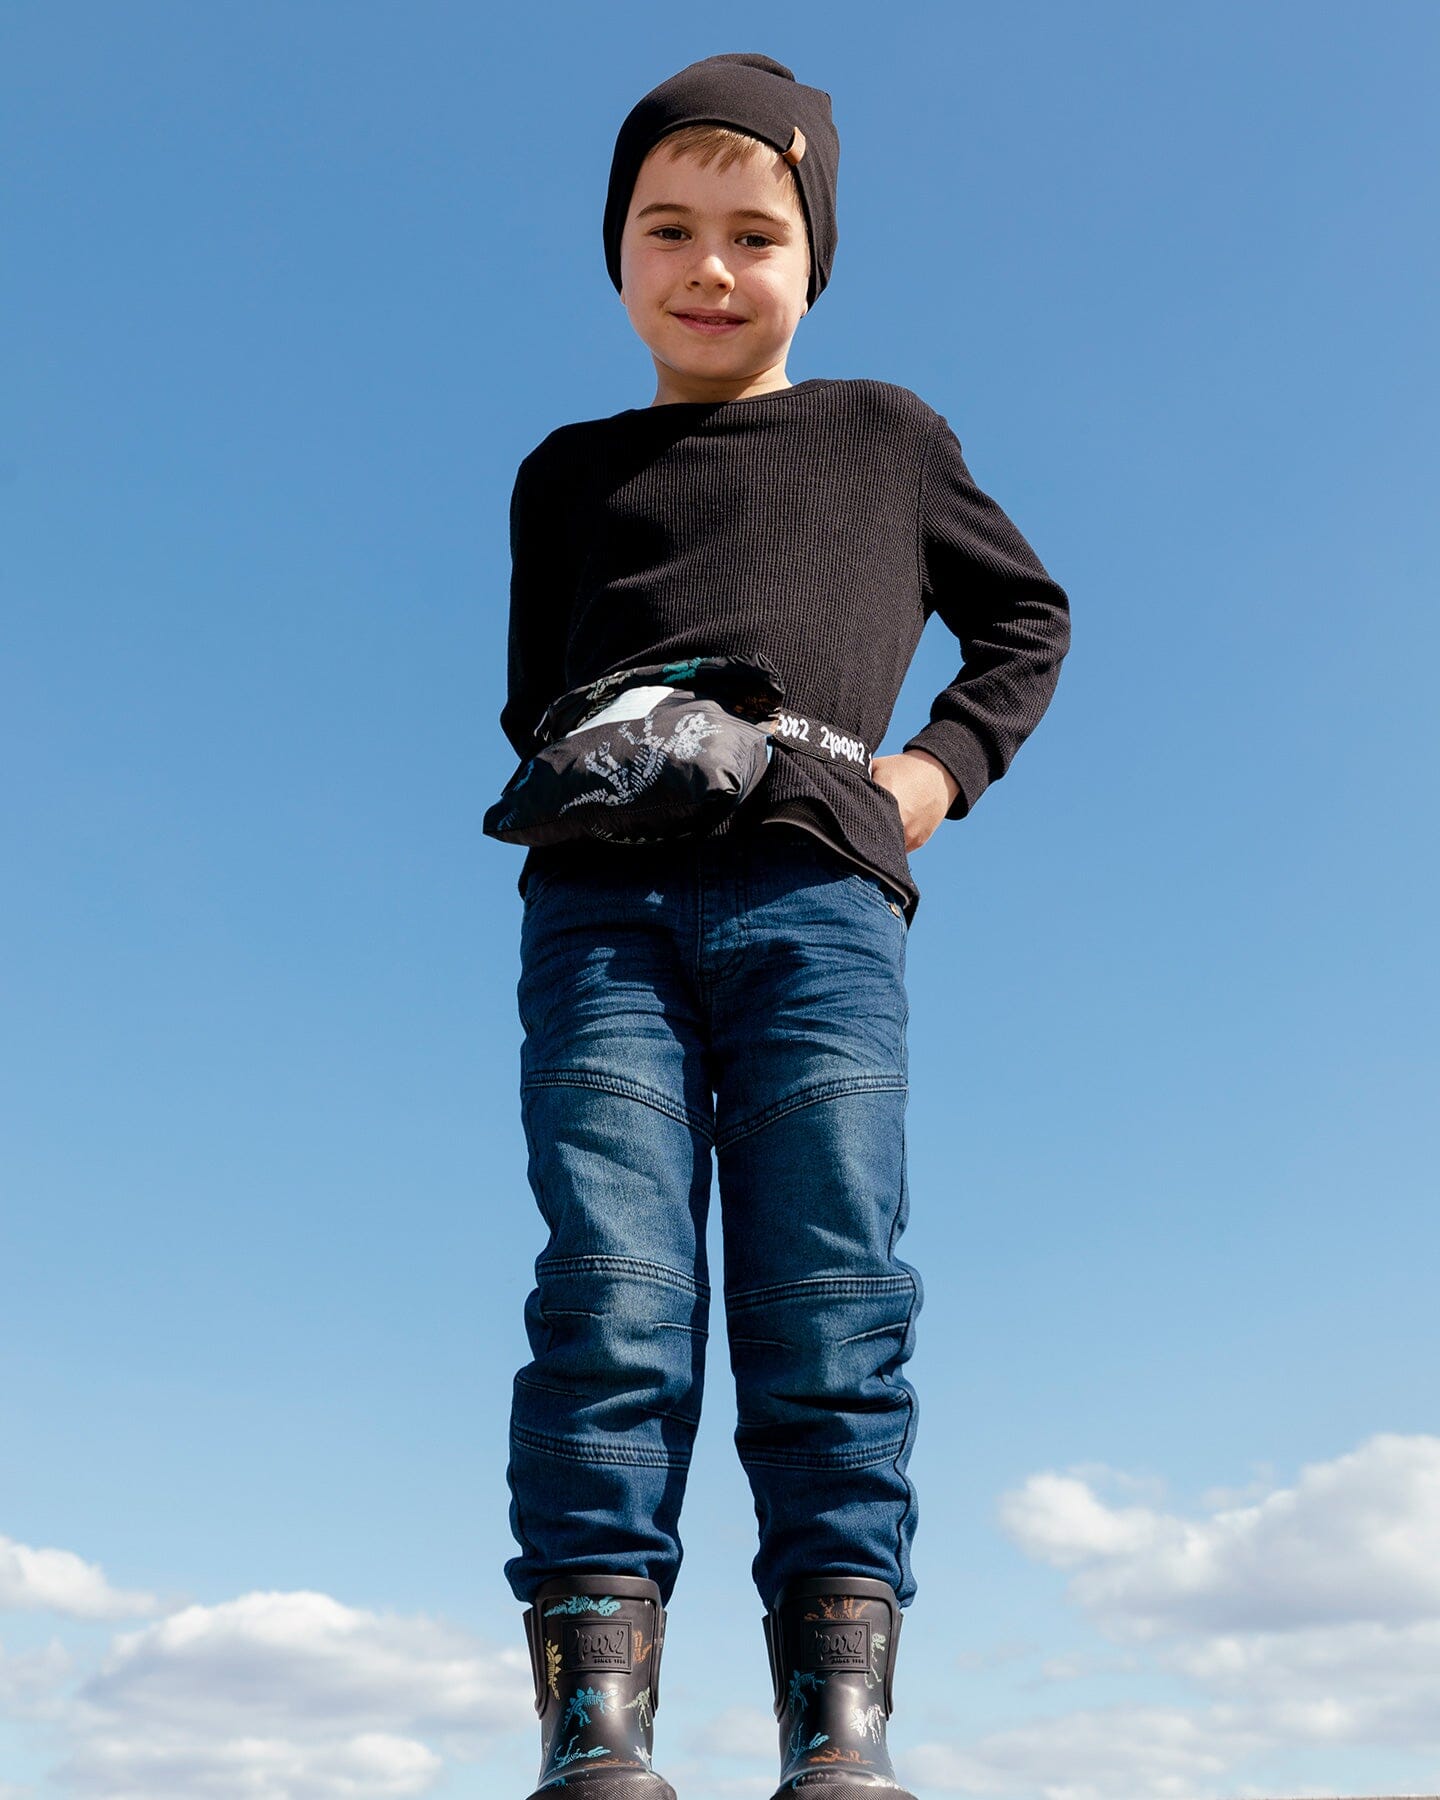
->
[483, 653, 790, 849]
[484, 651, 875, 850]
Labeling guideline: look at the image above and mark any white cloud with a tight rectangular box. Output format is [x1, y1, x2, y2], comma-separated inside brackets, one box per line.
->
[684, 1702, 776, 1758]
[1030, 1649, 1140, 1684]
[1161, 1619, 1440, 1750]
[1066, 1462, 1171, 1504]
[80, 1590, 518, 1729]
[997, 1473, 1165, 1571]
[59, 1729, 441, 1800]
[960, 1433, 1440, 1795]
[52, 1589, 534, 1798]
[904, 1702, 1269, 1800]
[1198, 1464, 1279, 1510]
[0, 1535, 161, 1622]
[998, 1431, 1440, 1638]
[953, 1639, 1039, 1675]
[0, 1636, 73, 1721]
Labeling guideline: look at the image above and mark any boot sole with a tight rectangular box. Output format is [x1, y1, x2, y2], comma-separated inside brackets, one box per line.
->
[527, 1778, 677, 1800]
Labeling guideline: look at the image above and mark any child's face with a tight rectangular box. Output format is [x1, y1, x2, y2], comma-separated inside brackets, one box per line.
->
[618, 138, 812, 400]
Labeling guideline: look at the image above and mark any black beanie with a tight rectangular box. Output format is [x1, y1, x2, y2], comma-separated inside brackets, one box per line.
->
[603, 52, 840, 309]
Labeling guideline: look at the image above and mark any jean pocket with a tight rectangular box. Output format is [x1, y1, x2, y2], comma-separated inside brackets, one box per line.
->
[842, 867, 908, 926]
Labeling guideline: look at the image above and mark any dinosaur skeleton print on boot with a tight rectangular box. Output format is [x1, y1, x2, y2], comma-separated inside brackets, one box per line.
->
[522, 1571, 676, 1799]
[763, 1575, 918, 1797]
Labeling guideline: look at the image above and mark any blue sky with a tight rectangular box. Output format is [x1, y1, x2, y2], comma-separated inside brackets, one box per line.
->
[2, 3, 1437, 1797]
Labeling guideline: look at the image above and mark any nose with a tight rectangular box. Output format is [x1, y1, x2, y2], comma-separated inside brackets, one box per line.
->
[687, 248, 734, 292]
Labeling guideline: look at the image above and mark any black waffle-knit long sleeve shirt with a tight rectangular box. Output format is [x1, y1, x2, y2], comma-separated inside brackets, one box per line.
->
[498, 377, 1070, 925]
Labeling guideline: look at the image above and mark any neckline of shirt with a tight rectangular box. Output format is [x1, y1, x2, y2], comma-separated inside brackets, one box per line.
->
[620, 377, 835, 417]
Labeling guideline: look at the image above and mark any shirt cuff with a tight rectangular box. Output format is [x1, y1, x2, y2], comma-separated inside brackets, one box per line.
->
[901, 725, 988, 821]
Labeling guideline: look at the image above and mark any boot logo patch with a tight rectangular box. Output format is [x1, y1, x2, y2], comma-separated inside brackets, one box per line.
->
[808, 1620, 871, 1671]
[565, 1619, 634, 1673]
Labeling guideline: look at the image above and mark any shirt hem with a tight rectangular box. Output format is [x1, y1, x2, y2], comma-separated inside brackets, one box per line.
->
[758, 815, 914, 913]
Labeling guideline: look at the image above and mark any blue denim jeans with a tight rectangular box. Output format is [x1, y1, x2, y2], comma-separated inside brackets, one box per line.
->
[503, 826, 922, 1613]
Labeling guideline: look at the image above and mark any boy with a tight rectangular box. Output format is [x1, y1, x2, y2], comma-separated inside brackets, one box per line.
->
[498, 51, 1070, 1799]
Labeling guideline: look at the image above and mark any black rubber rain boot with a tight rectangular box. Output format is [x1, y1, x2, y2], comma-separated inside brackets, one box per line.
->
[521, 1571, 677, 1799]
[762, 1574, 918, 1797]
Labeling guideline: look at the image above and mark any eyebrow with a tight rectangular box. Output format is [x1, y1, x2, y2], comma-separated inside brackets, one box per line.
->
[635, 202, 792, 230]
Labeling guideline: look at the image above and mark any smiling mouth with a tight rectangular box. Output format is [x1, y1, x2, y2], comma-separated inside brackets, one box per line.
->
[672, 311, 746, 326]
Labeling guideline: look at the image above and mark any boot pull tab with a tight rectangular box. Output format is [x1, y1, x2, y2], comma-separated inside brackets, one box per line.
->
[762, 1607, 785, 1717]
[521, 1604, 545, 1716]
[885, 1605, 902, 1716]
[651, 1601, 666, 1711]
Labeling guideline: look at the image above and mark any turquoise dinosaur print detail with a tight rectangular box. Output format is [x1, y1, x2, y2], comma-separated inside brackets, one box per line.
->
[660, 656, 703, 685]
[788, 1669, 825, 1704]
[556, 1684, 613, 1735]
[550, 1735, 613, 1771]
[543, 1595, 622, 1616]
[785, 1668, 829, 1759]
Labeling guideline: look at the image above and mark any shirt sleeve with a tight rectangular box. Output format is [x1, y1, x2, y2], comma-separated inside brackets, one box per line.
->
[903, 412, 1071, 819]
[498, 449, 573, 762]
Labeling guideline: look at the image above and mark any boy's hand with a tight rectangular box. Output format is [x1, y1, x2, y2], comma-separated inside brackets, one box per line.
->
[869, 749, 961, 852]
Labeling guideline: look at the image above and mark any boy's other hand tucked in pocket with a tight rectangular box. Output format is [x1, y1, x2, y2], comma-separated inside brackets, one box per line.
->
[869, 749, 961, 853]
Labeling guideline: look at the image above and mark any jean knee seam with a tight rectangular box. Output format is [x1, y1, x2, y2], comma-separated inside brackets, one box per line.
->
[726, 1270, 916, 1313]
[523, 1068, 716, 1142]
[512, 1424, 692, 1470]
[514, 1377, 703, 1432]
[536, 1251, 712, 1303]
[734, 1433, 910, 1472]
[715, 1072, 907, 1151]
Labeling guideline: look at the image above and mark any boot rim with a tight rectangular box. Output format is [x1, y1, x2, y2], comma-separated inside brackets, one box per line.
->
[762, 1572, 902, 1720]
[770, 1572, 900, 1609]
[523, 1571, 668, 1717]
